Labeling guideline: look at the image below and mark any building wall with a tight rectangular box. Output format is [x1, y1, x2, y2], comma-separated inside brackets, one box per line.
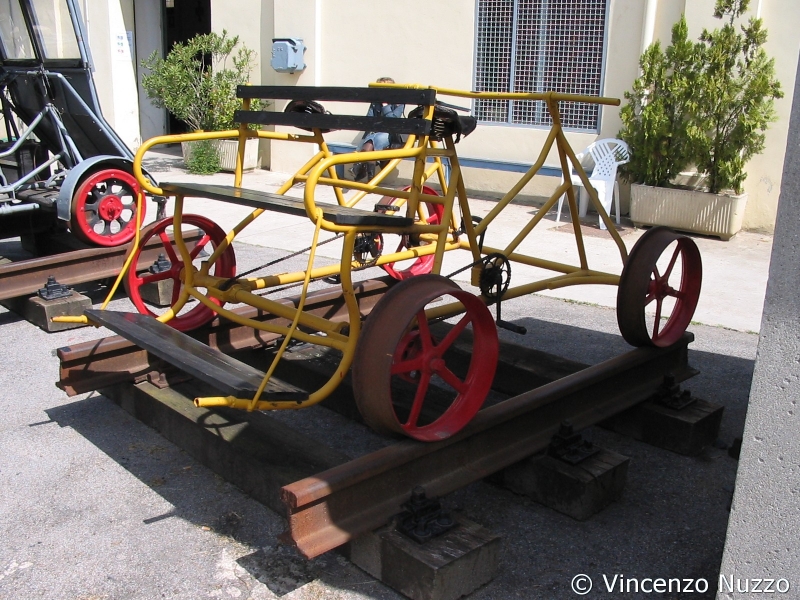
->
[683, 0, 800, 232]
[156, 0, 797, 233]
[84, 0, 140, 150]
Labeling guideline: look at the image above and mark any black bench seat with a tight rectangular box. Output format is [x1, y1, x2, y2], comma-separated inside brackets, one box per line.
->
[160, 182, 414, 228]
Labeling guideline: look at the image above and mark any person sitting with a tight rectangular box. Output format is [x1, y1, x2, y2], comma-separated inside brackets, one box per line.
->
[350, 77, 404, 182]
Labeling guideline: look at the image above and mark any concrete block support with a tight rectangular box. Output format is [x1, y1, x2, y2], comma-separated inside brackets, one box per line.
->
[346, 516, 501, 600]
[2, 292, 91, 331]
[601, 398, 724, 456]
[139, 279, 173, 306]
[717, 55, 800, 598]
[502, 449, 629, 521]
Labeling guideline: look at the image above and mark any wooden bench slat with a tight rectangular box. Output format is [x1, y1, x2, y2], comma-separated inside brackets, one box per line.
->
[159, 182, 414, 228]
[236, 85, 436, 106]
[86, 310, 305, 400]
[234, 111, 430, 135]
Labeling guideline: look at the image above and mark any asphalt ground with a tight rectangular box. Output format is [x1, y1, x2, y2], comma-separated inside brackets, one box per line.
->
[0, 153, 769, 599]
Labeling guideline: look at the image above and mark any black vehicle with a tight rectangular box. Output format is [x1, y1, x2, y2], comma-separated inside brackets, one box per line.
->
[0, 0, 159, 246]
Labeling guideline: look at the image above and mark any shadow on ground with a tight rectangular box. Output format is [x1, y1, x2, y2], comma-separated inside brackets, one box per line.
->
[44, 315, 754, 599]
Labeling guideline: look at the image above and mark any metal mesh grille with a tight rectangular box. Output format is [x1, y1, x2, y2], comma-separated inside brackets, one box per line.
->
[474, 0, 607, 130]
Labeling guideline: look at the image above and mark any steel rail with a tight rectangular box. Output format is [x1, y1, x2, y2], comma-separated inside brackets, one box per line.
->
[56, 277, 394, 395]
[0, 230, 203, 301]
[280, 334, 695, 558]
[54, 274, 697, 561]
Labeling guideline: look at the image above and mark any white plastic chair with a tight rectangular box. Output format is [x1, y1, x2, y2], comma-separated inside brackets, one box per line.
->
[556, 138, 630, 230]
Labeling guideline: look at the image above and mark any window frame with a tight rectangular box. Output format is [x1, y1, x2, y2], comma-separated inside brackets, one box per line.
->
[471, 0, 611, 133]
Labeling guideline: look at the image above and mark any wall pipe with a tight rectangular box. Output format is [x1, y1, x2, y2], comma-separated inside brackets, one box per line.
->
[641, 0, 658, 55]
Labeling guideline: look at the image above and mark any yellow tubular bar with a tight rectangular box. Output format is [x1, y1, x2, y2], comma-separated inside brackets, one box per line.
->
[196, 230, 364, 411]
[371, 82, 620, 107]
[248, 215, 324, 410]
[423, 271, 620, 324]
[472, 125, 559, 237]
[182, 288, 348, 350]
[52, 187, 149, 325]
[501, 181, 570, 258]
[193, 238, 461, 297]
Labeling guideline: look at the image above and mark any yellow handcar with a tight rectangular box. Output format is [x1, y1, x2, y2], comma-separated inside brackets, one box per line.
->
[68, 84, 702, 442]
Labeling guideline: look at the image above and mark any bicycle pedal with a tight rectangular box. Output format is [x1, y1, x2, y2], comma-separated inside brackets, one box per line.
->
[496, 319, 526, 335]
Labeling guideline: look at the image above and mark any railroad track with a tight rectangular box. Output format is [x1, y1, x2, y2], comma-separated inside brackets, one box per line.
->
[56, 278, 698, 559]
[0, 229, 203, 302]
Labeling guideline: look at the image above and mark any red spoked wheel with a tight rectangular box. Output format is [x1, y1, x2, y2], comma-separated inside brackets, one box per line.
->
[352, 274, 498, 441]
[617, 226, 702, 347]
[70, 168, 145, 247]
[378, 186, 445, 281]
[124, 214, 236, 332]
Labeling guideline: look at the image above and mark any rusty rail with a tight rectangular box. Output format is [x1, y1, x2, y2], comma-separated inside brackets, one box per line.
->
[0, 230, 203, 301]
[54, 277, 697, 561]
[280, 334, 695, 558]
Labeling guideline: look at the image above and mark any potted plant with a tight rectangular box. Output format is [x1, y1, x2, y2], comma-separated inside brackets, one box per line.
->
[619, 0, 782, 240]
[141, 30, 261, 174]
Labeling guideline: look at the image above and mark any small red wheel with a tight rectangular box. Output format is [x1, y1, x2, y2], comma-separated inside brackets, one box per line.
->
[70, 168, 145, 247]
[378, 186, 445, 281]
[617, 226, 702, 347]
[352, 274, 498, 441]
[124, 214, 236, 332]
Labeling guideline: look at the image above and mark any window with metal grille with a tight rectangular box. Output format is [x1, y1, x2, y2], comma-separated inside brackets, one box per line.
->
[474, 0, 608, 131]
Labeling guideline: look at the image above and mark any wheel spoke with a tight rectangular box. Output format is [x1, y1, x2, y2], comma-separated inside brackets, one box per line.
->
[438, 366, 467, 394]
[189, 234, 212, 259]
[435, 313, 472, 354]
[391, 356, 424, 375]
[405, 372, 431, 428]
[416, 311, 434, 350]
[644, 280, 658, 305]
[652, 265, 661, 281]
[139, 271, 172, 285]
[157, 231, 180, 264]
[663, 246, 681, 281]
[653, 297, 663, 336]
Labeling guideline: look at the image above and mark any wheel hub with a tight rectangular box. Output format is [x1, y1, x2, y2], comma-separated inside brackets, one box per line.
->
[98, 195, 124, 221]
[430, 357, 446, 372]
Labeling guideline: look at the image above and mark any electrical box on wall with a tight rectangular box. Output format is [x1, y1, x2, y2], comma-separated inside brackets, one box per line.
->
[271, 38, 306, 73]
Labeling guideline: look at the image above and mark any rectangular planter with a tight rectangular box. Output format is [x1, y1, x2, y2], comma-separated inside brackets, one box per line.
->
[630, 183, 747, 241]
[217, 138, 259, 172]
[181, 138, 260, 173]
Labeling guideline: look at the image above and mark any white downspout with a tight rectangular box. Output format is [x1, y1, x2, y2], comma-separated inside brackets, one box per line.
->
[314, 0, 322, 86]
[640, 0, 658, 55]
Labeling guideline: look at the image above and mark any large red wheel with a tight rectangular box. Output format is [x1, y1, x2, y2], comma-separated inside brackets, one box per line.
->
[70, 168, 145, 246]
[124, 214, 236, 332]
[352, 274, 498, 441]
[378, 186, 445, 281]
[617, 226, 702, 347]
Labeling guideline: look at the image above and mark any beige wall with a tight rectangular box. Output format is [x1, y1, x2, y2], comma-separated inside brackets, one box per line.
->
[207, 0, 798, 233]
[740, 0, 800, 231]
[84, 0, 140, 149]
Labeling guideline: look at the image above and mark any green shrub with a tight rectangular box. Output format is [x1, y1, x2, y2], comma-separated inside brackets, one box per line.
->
[141, 30, 259, 133]
[618, 17, 698, 188]
[689, 0, 783, 194]
[185, 140, 221, 175]
[619, 0, 782, 195]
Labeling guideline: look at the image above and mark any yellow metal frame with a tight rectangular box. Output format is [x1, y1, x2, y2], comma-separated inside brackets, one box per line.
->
[102, 85, 623, 412]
